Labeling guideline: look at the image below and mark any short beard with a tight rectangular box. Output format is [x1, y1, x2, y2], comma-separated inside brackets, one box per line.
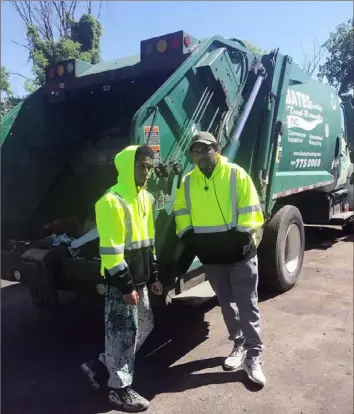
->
[199, 164, 215, 178]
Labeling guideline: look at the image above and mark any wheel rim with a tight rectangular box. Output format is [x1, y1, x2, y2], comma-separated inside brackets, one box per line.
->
[285, 223, 302, 273]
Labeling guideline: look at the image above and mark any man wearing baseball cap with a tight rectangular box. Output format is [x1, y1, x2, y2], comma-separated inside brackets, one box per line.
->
[174, 131, 266, 386]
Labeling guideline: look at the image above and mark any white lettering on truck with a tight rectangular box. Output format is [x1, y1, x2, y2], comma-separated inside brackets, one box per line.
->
[286, 88, 324, 133]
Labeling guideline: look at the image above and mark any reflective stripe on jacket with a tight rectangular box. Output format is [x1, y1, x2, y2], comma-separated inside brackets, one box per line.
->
[173, 154, 264, 264]
[95, 146, 155, 293]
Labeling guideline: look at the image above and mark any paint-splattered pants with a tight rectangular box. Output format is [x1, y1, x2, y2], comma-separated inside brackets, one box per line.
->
[98, 284, 154, 389]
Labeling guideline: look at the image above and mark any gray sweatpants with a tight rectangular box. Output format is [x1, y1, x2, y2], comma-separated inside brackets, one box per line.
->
[204, 256, 263, 357]
[98, 284, 154, 389]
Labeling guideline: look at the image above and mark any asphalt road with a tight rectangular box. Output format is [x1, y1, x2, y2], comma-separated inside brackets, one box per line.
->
[1, 227, 353, 414]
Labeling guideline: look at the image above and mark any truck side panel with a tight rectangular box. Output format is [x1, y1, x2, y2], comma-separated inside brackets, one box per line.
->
[271, 66, 341, 200]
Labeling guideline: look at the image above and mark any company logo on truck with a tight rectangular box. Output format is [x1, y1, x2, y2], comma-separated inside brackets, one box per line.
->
[286, 88, 323, 132]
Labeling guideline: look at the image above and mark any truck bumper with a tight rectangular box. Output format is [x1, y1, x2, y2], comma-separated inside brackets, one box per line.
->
[1, 247, 103, 309]
[1, 248, 206, 308]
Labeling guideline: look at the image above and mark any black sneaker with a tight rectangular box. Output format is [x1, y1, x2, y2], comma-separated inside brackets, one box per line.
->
[80, 360, 108, 391]
[108, 387, 150, 412]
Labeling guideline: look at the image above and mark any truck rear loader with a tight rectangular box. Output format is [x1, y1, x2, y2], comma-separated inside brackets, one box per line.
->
[1, 30, 353, 310]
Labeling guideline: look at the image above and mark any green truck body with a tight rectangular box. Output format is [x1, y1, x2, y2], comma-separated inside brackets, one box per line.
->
[1, 30, 353, 308]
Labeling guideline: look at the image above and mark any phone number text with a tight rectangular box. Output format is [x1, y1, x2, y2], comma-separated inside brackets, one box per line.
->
[291, 158, 321, 168]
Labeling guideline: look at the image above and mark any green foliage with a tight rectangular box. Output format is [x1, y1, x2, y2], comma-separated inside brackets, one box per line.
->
[242, 40, 267, 55]
[11, 1, 103, 92]
[318, 19, 354, 94]
[71, 14, 102, 63]
[0, 66, 23, 117]
[1, 95, 23, 118]
[0, 66, 12, 95]
[24, 78, 39, 94]
[26, 15, 103, 90]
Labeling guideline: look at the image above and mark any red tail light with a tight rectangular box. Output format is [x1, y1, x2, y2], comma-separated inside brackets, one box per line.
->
[184, 36, 191, 47]
[48, 67, 55, 79]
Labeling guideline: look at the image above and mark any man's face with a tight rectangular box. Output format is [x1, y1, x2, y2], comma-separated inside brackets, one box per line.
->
[134, 155, 153, 187]
[191, 143, 218, 172]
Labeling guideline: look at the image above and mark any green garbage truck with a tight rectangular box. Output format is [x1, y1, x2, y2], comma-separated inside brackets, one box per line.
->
[1, 30, 353, 310]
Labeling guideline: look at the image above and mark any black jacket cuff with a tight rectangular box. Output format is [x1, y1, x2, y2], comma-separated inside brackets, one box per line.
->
[181, 229, 195, 246]
[104, 268, 135, 294]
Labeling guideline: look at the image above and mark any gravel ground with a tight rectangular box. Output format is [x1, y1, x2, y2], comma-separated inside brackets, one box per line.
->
[1, 226, 353, 414]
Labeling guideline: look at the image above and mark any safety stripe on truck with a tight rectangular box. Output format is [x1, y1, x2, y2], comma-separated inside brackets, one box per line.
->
[272, 180, 334, 200]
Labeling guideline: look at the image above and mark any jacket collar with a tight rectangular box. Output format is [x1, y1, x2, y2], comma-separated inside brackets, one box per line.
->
[194, 153, 228, 180]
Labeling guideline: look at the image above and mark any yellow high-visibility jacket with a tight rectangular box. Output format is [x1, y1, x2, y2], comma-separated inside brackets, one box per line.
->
[95, 146, 156, 294]
[174, 154, 264, 264]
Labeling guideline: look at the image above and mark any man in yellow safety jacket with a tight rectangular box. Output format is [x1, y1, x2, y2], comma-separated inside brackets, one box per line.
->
[174, 131, 266, 386]
[81, 144, 162, 412]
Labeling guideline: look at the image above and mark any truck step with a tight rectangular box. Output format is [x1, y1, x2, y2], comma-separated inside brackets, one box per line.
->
[329, 211, 354, 225]
[172, 281, 215, 307]
[334, 189, 348, 197]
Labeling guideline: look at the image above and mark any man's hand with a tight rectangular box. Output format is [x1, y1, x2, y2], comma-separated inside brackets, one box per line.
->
[122, 290, 139, 305]
[150, 281, 163, 296]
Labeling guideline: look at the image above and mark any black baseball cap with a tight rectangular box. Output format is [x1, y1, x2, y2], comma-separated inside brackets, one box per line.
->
[190, 131, 218, 150]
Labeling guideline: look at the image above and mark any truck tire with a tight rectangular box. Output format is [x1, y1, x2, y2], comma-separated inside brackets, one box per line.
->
[258, 205, 305, 292]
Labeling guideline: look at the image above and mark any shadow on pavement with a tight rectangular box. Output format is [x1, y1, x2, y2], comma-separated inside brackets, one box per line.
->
[2, 225, 348, 412]
[305, 226, 353, 251]
[135, 302, 263, 400]
[1, 285, 110, 414]
[135, 356, 262, 402]
[2, 287, 235, 413]
[1, 286, 259, 413]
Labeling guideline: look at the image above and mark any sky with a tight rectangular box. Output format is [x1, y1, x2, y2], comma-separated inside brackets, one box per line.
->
[1, 1, 352, 96]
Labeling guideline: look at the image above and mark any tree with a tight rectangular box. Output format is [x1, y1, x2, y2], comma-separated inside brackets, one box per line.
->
[0, 66, 23, 117]
[11, 1, 103, 92]
[301, 40, 325, 78]
[1, 95, 23, 118]
[0, 66, 12, 96]
[318, 19, 354, 94]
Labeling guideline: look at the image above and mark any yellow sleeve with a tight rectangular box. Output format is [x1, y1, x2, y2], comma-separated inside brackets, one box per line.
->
[95, 194, 128, 277]
[236, 168, 264, 232]
[173, 176, 193, 238]
[147, 191, 156, 255]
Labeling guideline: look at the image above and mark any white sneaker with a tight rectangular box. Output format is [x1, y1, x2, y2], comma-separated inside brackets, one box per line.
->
[223, 345, 246, 370]
[243, 356, 266, 386]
